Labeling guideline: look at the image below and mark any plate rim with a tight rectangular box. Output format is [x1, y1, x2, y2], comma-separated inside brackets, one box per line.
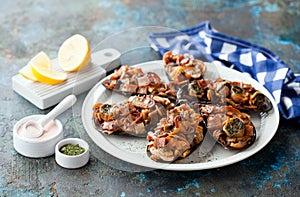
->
[81, 60, 280, 171]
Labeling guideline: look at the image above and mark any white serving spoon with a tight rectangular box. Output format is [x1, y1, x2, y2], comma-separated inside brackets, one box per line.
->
[23, 95, 77, 138]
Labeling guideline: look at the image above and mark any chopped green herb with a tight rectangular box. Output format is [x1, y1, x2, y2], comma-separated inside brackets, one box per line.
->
[59, 143, 85, 156]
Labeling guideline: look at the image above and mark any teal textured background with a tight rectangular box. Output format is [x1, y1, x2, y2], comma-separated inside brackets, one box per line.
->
[0, 0, 299, 196]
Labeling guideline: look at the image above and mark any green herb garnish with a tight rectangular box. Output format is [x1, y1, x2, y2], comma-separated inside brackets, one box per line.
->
[59, 144, 85, 156]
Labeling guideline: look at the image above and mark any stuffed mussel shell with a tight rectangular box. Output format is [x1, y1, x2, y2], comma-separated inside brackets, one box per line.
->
[147, 104, 205, 162]
[177, 78, 272, 112]
[196, 104, 256, 150]
[93, 95, 174, 136]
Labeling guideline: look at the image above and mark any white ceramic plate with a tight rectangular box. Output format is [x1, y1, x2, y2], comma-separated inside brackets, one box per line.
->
[82, 60, 279, 171]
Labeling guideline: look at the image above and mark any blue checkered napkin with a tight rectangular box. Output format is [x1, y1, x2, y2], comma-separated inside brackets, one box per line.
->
[148, 21, 300, 122]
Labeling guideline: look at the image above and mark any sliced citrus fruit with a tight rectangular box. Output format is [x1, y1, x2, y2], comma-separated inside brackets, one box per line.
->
[58, 34, 91, 72]
[31, 66, 67, 85]
[29, 52, 67, 85]
[19, 63, 38, 81]
[30, 51, 52, 69]
[19, 51, 51, 82]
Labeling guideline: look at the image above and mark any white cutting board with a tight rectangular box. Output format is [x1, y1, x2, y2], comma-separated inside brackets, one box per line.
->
[12, 48, 121, 109]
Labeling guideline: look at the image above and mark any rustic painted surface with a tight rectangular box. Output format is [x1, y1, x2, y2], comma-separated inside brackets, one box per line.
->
[0, 0, 299, 196]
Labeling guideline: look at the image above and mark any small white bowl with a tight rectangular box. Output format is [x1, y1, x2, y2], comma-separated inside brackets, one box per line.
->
[55, 138, 89, 169]
[13, 115, 63, 158]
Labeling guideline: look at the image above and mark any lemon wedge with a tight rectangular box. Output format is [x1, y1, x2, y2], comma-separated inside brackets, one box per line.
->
[19, 63, 38, 81]
[58, 34, 91, 72]
[30, 51, 52, 69]
[31, 67, 67, 85]
[19, 51, 51, 82]
[29, 51, 67, 85]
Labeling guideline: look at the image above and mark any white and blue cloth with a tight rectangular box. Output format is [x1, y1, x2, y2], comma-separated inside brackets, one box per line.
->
[148, 21, 300, 122]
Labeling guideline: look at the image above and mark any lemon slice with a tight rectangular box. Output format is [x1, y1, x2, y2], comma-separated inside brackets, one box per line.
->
[29, 52, 67, 85]
[30, 51, 52, 69]
[19, 51, 51, 82]
[32, 67, 67, 85]
[58, 34, 91, 72]
[19, 63, 38, 81]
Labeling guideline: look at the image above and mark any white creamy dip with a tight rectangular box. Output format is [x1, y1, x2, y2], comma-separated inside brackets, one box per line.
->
[17, 118, 60, 141]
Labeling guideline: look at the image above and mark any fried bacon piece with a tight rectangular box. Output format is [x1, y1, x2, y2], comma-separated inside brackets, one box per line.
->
[147, 104, 205, 162]
[178, 78, 272, 112]
[196, 104, 256, 150]
[162, 51, 207, 84]
[102, 65, 177, 101]
[93, 95, 174, 136]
